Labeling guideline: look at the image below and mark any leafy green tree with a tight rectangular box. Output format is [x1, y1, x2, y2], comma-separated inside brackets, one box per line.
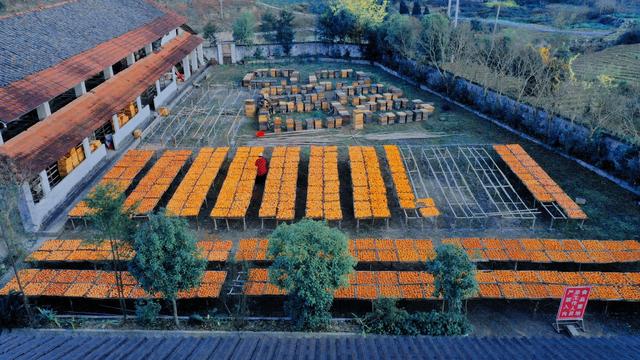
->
[427, 244, 478, 314]
[411, 0, 422, 16]
[0, 157, 33, 325]
[399, 0, 409, 14]
[276, 9, 295, 55]
[260, 11, 278, 42]
[385, 13, 419, 58]
[233, 12, 256, 45]
[418, 13, 451, 63]
[203, 21, 219, 47]
[130, 212, 206, 327]
[330, 0, 388, 27]
[268, 219, 355, 330]
[318, 8, 357, 42]
[85, 182, 137, 320]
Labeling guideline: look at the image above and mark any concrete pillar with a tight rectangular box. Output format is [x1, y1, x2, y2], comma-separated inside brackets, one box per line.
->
[197, 44, 205, 66]
[155, 80, 162, 94]
[37, 102, 51, 120]
[74, 81, 87, 97]
[39, 170, 51, 195]
[182, 56, 191, 80]
[190, 51, 198, 72]
[171, 66, 177, 82]
[145, 43, 153, 56]
[217, 44, 224, 65]
[0, 131, 4, 145]
[104, 65, 114, 79]
[230, 43, 237, 64]
[178, 27, 184, 35]
[112, 114, 120, 132]
[81, 138, 91, 157]
[126, 53, 136, 66]
[136, 96, 143, 111]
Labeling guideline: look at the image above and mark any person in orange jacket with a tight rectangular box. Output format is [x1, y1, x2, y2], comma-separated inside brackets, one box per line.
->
[255, 152, 268, 184]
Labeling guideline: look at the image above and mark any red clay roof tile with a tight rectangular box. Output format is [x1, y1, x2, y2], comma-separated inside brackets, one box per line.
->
[0, 12, 185, 122]
[0, 33, 202, 175]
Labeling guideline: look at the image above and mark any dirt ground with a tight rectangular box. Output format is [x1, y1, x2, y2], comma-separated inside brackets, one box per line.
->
[39, 59, 640, 337]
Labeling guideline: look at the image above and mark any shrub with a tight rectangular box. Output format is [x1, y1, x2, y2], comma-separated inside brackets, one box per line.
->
[135, 299, 161, 326]
[617, 25, 640, 45]
[362, 299, 473, 336]
[411, 311, 473, 336]
[0, 291, 28, 328]
[233, 12, 256, 45]
[362, 298, 417, 335]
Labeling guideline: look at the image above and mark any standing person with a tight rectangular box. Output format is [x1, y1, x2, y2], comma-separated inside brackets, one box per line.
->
[255, 152, 268, 184]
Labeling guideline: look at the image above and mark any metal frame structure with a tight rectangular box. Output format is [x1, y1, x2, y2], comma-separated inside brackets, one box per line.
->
[144, 84, 251, 148]
[397, 145, 437, 229]
[458, 146, 539, 227]
[419, 146, 487, 222]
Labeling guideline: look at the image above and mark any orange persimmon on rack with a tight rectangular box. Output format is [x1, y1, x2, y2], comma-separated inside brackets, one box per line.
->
[349, 238, 435, 263]
[166, 147, 228, 217]
[383, 145, 439, 222]
[234, 238, 435, 263]
[210, 147, 264, 230]
[242, 269, 640, 301]
[259, 147, 300, 225]
[124, 150, 192, 215]
[26, 239, 233, 263]
[306, 146, 342, 222]
[68, 149, 154, 220]
[443, 238, 640, 264]
[493, 144, 587, 221]
[349, 146, 390, 229]
[0, 269, 227, 299]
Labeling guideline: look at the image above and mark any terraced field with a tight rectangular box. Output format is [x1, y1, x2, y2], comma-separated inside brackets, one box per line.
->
[572, 44, 640, 83]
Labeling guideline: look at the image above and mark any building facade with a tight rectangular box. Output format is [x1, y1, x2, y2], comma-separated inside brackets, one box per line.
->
[0, 0, 206, 231]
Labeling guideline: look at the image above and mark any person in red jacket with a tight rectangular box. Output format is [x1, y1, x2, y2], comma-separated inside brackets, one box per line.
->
[255, 152, 268, 184]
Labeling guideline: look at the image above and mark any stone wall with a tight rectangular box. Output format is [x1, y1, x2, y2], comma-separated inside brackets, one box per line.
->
[235, 42, 363, 62]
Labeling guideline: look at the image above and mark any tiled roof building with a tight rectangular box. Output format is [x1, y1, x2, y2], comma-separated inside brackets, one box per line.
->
[0, 0, 206, 231]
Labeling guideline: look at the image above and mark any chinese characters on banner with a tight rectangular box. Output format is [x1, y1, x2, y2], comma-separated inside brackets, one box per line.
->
[557, 286, 591, 321]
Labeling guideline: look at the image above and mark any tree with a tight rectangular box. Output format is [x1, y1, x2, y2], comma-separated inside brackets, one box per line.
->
[260, 11, 278, 42]
[330, 0, 388, 41]
[399, 0, 409, 14]
[85, 182, 137, 320]
[318, 8, 357, 42]
[385, 14, 419, 58]
[130, 212, 206, 327]
[0, 157, 33, 325]
[485, 1, 518, 42]
[233, 12, 256, 45]
[203, 21, 219, 47]
[276, 9, 295, 55]
[427, 244, 478, 314]
[267, 219, 355, 330]
[411, 0, 422, 16]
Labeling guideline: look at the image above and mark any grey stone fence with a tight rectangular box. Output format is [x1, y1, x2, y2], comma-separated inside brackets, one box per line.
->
[234, 42, 363, 62]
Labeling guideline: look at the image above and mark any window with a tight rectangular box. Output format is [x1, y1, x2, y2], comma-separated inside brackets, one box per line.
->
[158, 72, 173, 91]
[46, 162, 62, 188]
[2, 109, 39, 142]
[135, 47, 147, 61]
[112, 58, 128, 76]
[140, 84, 157, 110]
[152, 38, 162, 52]
[85, 71, 105, 92]
[49, 87, 78, 114]
[92, 120, 114, 143]
[29, 175, 44, 204]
